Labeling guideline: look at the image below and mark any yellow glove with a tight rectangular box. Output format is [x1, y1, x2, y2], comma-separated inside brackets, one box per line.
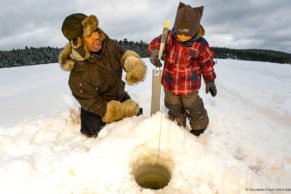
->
[122, 99, 139, 117]
[102, 100, 140, 123]
[102, 100, 124, 123]
[122, 50, 147, 85]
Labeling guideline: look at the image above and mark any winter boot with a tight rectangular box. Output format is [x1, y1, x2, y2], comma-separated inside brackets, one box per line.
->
[190, 128, 206, 136]
[189, 115, 208, 137]
[168, 111, 186, 127]
[81, 127, 102, 137]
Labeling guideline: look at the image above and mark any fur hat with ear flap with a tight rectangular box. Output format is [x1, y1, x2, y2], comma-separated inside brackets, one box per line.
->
[61, 13, 87, 41]
[174, 2, 204, 36]
[60, 13, 106, 61]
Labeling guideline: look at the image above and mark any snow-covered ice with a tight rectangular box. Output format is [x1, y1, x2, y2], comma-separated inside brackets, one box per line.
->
[0, 59, 290, 194]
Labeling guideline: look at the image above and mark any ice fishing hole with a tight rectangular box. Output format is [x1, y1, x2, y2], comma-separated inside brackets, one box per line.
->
[134, 163, 171, 190]
[131, 147, 174, 190]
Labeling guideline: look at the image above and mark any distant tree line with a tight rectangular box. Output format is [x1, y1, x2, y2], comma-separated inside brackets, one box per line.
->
[1, 39, 291, 68]
[213, 47, 291, 64]
[0, 46, 62, 68]
[117, 39, 148, 58]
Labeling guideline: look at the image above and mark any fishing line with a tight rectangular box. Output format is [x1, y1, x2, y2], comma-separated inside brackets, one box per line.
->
[156, 85, 164, 165]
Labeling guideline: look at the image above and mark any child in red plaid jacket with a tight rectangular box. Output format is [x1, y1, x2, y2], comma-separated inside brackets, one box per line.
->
[148, 3, 217, 136]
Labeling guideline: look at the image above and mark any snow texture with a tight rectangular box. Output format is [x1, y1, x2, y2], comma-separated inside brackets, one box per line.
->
[0, 59, 290, 194]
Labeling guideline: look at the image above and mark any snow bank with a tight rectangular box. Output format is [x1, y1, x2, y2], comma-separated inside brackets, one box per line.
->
[0, 110, 264, 194]
[0, 59, 290, 194]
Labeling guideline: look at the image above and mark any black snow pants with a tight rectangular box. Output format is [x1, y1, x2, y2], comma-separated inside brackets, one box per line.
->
[80, 92, 131, 137]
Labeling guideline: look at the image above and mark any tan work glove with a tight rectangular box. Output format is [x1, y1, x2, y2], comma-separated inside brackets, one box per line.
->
[122, 50, 147, 85]
[122, 99, 139, 117]
[102, 100, 124, 123]
[102, 100, 140, 123]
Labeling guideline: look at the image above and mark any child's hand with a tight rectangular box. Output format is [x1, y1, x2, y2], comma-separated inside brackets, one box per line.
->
[206, 81, 217, 97]
[150, 50, 162, 67]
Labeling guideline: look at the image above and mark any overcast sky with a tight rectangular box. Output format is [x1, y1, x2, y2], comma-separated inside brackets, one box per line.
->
[1, 0, 291, 53]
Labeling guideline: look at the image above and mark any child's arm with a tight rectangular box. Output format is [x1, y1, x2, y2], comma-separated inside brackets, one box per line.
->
[148, 35, 163, 67]
[199, 41, 216, 83]
[198, 40, 217, 96]
[148, 35, 162, 55]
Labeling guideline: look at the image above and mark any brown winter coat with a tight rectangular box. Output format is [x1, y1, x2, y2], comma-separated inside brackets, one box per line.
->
[60, 36, 127, 117]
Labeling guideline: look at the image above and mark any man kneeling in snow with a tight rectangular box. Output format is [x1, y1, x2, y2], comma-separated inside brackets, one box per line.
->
[148, 3, 216, 136]
[59, 13, 146, 137]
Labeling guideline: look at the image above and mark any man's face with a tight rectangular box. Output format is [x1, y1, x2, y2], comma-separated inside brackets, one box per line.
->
[83, 31, 102, 52]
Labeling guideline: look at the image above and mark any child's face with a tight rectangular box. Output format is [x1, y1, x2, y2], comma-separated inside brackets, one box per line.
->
[176, 34, 192, 42]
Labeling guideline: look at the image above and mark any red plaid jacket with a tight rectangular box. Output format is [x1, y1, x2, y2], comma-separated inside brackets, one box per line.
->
[148, 30, 216, 95]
